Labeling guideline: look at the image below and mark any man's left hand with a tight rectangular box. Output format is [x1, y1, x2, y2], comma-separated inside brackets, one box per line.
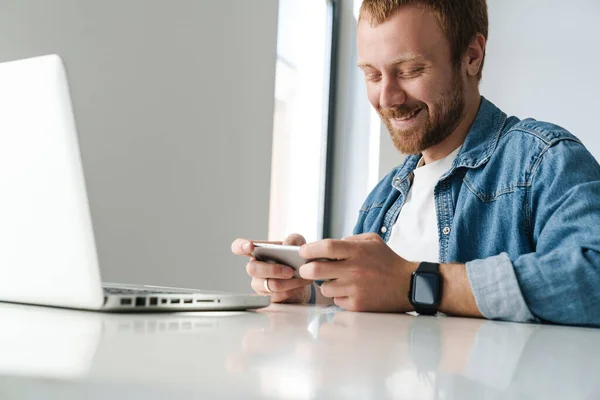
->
[298, 233, 419, 312]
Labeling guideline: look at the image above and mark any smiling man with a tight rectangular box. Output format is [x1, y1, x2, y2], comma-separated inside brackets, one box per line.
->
[232, 0, 600, 326]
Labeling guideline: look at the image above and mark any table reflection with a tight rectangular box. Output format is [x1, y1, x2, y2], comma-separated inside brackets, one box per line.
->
[1, 302, 599, 400]
[233, 306, 600, 399]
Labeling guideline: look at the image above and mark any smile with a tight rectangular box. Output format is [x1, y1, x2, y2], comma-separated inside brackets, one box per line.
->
[393, 107, 423, 122]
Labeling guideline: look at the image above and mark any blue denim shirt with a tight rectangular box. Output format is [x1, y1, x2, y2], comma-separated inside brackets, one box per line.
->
[354, 97, 600, 327]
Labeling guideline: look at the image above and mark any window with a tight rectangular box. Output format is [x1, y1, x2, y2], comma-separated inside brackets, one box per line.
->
[269, 0, 336, 242]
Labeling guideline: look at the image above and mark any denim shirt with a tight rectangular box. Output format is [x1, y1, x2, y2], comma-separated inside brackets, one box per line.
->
[354, 97, 600, 327]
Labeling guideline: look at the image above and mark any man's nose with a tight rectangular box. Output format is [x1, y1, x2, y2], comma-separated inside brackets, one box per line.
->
[379, 76, 407, 109]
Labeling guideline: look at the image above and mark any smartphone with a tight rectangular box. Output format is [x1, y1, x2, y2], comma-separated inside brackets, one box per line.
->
[251, 243, 306, 278]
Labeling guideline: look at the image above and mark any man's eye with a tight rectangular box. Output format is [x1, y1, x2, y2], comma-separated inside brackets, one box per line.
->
[400, 67, 424, 77]
[365, 74, 381, 82]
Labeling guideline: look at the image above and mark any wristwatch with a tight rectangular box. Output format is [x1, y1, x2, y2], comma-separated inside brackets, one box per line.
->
[408, 262, 442, 315]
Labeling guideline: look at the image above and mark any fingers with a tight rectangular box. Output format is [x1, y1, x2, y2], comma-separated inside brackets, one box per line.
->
[250, 277, 312, 294]
[246, 260, 296, 279]
[250, 279, 311, 303]
[333, 296, 350, 310]
[299, 238, 353, 261]
[237, 234, 310, 304]
[270, 287, 308, 304]
[231, 238, 254, 256]
[284, 285, 311, 304]
[283, 233, 306, 246]
[232, 238, 284, 256]
[318, 279, 351, 298]
[298, 259, 349, 281]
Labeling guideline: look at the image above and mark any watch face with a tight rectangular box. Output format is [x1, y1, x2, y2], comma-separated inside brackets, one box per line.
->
[412, 273, 440, 305]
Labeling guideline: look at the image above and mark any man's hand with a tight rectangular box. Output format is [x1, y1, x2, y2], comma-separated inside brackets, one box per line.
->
[298, 233, 419, 312]
[231, 234, 313, 304]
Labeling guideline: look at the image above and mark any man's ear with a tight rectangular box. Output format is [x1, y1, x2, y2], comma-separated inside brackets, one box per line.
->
[465, 33, 486, 78]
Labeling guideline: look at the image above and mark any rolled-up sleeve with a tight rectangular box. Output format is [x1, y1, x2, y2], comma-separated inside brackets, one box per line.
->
[469, 139, 600, 327]
[466, 253, 537, 323]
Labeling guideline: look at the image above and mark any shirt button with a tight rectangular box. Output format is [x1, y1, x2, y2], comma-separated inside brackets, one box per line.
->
[380, 226, 388, 234]
[442, 227, 451, 235]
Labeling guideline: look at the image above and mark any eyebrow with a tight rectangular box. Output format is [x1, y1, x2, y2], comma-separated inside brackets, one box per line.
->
[357, 55, 426, 69]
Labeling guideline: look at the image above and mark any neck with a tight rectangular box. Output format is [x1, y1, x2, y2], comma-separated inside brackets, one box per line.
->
[421, 92, 481, 165]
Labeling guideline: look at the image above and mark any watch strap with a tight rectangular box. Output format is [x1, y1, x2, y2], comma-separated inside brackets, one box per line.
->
[417, 261, 440, 274]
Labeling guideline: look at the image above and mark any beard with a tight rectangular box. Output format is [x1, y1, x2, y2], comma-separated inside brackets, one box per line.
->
[379, 70, 465, 155]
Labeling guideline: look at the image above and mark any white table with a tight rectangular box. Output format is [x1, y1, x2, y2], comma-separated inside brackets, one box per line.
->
[0, 302, 598, 399]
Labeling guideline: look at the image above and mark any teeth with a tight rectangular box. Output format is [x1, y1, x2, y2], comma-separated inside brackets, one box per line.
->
[396, 107, 421, 121]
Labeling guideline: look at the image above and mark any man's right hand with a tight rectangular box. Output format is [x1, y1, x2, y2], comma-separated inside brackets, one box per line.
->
[231, 233, 313, 304]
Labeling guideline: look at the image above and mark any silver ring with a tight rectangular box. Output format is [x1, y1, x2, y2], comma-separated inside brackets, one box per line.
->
[263, 278, 273, 293]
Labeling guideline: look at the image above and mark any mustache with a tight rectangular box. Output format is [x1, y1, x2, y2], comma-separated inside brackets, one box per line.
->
[379, 105, 424, 119]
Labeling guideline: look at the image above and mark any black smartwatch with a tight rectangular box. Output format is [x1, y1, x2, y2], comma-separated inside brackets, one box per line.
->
[408, 262, 442, 315]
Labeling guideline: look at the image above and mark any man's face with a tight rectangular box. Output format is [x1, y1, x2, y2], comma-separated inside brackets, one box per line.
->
[357, 6, 466, 155]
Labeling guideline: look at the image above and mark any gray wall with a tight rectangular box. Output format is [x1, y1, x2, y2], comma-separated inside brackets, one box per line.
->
[0, 0, 279, 292]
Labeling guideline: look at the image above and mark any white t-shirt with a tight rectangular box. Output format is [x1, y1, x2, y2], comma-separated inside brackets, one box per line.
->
[387, 146, 462, 262]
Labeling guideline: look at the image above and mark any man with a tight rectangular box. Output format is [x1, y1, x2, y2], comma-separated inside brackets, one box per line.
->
[232, 0, 600, 326]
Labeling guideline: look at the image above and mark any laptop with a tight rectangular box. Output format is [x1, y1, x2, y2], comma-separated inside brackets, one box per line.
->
[0, 54, 269, 312]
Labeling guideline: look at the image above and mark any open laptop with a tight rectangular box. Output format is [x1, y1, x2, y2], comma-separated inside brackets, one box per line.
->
[0, 54, 269, 312]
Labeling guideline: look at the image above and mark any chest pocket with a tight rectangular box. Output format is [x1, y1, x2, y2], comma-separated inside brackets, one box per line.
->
[462, 130, 550, 202]
[461, 151, 534, 203]
[463, 172, 529, 202]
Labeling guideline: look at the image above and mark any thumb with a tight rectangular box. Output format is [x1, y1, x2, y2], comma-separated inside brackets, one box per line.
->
[283, 233, 306, 246]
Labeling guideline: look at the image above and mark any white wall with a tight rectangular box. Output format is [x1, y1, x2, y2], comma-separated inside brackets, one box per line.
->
[0, 0, 279, 292]
[482, 0, 600, 160]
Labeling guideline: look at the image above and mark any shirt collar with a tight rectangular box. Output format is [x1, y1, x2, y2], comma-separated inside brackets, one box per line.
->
[392, 96, 507, 189]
